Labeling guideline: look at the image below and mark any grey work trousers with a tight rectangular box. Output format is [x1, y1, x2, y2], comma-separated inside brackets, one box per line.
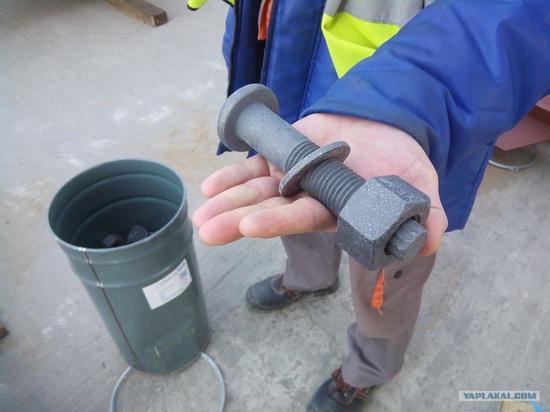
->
[281, 231, 436, 388]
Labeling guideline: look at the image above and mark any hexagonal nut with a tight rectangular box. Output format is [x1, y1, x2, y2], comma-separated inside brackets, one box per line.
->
[335, 176, 430, 270]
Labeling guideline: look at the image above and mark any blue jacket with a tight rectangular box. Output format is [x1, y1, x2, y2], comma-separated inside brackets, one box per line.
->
[222, 0, 550, 231]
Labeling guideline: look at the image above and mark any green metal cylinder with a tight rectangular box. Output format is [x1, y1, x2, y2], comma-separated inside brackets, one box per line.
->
[48, 159, 209, 374]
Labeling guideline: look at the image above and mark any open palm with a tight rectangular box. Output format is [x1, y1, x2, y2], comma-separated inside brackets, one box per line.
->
[192, 113, 448, 256]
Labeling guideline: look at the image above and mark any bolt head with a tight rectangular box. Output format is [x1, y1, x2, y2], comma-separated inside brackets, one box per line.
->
[217, 84, 279, 152]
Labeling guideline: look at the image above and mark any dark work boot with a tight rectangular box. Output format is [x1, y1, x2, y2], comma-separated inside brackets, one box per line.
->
[306, 369, 376, 412]
[245, 274, 339, 312]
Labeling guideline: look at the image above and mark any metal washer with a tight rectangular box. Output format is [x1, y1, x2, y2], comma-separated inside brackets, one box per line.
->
[279, 141, 351, 196]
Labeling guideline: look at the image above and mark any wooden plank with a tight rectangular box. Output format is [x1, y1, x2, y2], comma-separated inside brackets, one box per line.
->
[499, 401, 535, 412]
[496, 111, 550, 151]
[536, 95, 550, 112]
[103, 0, 168, 27]
[496, 99, 550, 151]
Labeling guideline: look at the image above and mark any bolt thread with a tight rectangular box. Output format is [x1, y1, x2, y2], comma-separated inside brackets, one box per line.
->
[284, 141, 319, 173]
[300, 159, 364, 215]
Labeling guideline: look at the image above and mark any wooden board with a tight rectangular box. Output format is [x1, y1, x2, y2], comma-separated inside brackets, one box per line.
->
[500, 401, 536, 412]
[103, 0, 168, 26]
[496, 97, 550, 151]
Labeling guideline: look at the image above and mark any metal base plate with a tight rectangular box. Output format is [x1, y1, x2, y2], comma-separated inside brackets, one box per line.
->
[489, 145, 537, 171]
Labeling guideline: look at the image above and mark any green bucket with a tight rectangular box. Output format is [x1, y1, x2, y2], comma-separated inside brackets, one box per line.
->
[48, 159, 209, 374]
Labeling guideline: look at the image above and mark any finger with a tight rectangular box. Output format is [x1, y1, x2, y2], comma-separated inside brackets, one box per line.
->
[200, 155, 271, 198]
[197, 196, 295, 245]
[239, 196, 337, 238]
[419, 205, 448, 256]
[192, 176, 280, 228]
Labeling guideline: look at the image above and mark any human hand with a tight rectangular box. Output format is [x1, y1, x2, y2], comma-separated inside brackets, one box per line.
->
[192, 113, 448, 256]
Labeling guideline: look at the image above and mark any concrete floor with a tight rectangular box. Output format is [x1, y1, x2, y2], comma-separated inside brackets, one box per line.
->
[1, 1, 549, 411]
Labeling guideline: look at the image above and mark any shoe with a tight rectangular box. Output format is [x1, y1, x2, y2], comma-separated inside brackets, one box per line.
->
[306, 369, 376, 412]
[245, 274, 339, 312]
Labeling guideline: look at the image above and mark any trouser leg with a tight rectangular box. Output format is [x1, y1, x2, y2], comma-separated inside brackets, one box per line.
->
[281, 232, 342, 291]
[341, 253, 436, 388]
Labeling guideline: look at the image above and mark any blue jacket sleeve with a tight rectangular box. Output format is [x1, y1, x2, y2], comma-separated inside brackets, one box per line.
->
[304, 0, 550, 178]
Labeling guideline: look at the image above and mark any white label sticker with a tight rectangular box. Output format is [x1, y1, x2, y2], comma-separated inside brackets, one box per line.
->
[142, 260, 192, 310]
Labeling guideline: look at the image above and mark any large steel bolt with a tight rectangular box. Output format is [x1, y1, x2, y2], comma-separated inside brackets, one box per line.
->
[217, 84, 431, 270]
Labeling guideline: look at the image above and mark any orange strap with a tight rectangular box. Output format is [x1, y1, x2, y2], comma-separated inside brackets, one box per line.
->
[371, 270, 385, 314]
[258, 0, 272, 41]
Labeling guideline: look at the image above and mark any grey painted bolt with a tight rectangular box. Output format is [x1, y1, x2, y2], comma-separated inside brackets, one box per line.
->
[217, 84, 431, 269]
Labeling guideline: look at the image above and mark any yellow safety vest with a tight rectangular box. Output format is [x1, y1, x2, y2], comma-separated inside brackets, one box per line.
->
[323, 0, 436, 77]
